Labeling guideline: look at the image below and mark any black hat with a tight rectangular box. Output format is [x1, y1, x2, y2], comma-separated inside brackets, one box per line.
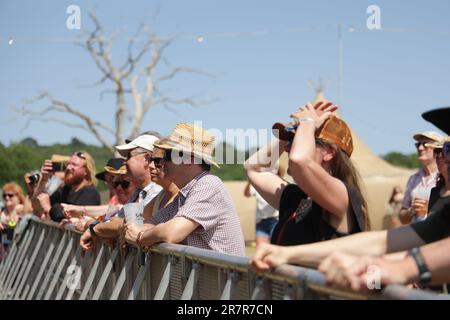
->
[422, 107, 450, 135]
[95, 158, 126, 181]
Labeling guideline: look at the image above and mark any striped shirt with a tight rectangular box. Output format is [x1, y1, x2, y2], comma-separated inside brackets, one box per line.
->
[149, 171, 245, 256]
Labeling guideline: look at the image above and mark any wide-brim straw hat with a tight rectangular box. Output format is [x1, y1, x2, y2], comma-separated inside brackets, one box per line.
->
[272, 115, 354, 157]
[154, 123, 220, 168]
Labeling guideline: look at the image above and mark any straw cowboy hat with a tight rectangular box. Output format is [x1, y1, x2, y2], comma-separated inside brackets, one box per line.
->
[154, 123, 220, 168]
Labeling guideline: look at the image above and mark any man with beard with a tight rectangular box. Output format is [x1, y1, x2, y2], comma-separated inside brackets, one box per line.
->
[33, 151, 101, 222]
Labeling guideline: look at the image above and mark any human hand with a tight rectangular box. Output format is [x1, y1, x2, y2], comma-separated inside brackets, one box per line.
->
[318, 253, 414, 292]
[40, 160, 53, 182]
[61, 203, 85, 218]
[251, 243, 289, 272]
[411, 198, 428, 217]
[290, 101, 338, 130]
[124, 223, 143, 246]
[80, 229, 97, 251]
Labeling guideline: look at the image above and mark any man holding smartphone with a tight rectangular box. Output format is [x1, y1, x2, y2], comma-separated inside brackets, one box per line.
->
[32, 151, 101, 221]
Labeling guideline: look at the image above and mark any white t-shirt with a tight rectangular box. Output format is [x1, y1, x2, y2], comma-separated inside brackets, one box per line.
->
[250, 186, 278, 222]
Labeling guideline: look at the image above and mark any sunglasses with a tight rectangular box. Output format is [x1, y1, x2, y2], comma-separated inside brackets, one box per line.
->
[414, 142, 428, 149]
[127, 150, 149, 160]
[2, 193, 15, 199]
[149, 157, 165, 166]
[74, 151, 86, 160]
[113, 180, 131, 189]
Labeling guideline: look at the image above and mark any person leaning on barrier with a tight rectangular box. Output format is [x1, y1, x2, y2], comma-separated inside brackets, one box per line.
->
[60, 158, 126, 220]
[251, 118, 450, 278]
[124, 123, 246, 256]
[244, 101, 369, 247]
[61, 161, 137, 233]
[118, 138, 180, 250]
[31, 151, 101, 222]
[317, 217, 450, 293]
[79, 133, 162, 251]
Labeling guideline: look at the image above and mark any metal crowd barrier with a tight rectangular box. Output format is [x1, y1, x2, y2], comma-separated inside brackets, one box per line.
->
[0, 214, 449, 300]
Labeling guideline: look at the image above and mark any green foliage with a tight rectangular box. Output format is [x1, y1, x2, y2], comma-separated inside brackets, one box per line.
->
[382, 152, 420, 169]
[211, 164, 246, 181]
[0, 138, 113, 191]
[0, 138, 250, 192]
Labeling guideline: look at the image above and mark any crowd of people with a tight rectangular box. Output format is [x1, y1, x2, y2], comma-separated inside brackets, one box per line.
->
[1, 103, 449, 297]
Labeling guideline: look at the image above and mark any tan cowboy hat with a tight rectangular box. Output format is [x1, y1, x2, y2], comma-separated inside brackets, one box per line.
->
[154, 123, 220, 168]
[273, 115, 354, 157]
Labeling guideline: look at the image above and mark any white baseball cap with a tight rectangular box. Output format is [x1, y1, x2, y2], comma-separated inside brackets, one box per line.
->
[115, 134, 160, 157]
[413, 131, 443, 145]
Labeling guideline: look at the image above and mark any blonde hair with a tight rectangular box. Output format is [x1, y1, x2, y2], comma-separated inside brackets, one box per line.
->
[76, 150, 98, 186]
[2, 182, 26, 205]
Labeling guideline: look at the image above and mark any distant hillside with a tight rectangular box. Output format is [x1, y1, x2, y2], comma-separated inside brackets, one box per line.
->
[0, 138, 249, 190]
[0, 137, 420, 190]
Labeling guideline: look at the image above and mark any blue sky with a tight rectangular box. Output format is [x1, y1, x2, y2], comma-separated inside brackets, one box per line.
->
[1, 0, 450, 155]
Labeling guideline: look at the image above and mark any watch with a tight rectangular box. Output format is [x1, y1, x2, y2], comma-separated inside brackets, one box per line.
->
[408, 247, 432, 287]
[89, 220, 100, 237]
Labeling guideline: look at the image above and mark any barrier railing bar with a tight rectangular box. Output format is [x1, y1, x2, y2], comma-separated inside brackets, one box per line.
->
[154, 257, 173, 300]
[44, 234, 76, 300]
[79, 245, 105, 300]
[220, 271, 238, 300]
[26, 229, 60, 300]
[55, 243, 82, 300]
[35, 231, 68, 300]
[110, 250, 137, 300]
[0, 239, 18, 277]
[250, 278, 265, 300]
[0, 224, 37, 298]
[0, 215, 33, 278]
[64, 245, 84, 300]
[92, 247, 119, 300]
[0, 223, 35, 289]
[180, 263, 199, 300]
[127, 253, 151, 300]
[11, 226, 47, 299]
[2, 217, 449, 301]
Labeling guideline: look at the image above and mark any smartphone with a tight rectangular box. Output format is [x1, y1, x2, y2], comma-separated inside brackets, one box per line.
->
[52, 162, 66, 172]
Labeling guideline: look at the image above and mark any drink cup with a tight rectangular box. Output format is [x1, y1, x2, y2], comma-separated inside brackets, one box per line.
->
[122, 202, 144, 225]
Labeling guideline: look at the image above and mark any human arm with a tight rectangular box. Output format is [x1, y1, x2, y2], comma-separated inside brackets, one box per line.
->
[318, 235, 450, 292]
[251, 226, 425, 271]
[126, 217, 199, 247]
[288, 102, 349, 218]
[244, 139, 288, 209]
[61, 204, 110, 218]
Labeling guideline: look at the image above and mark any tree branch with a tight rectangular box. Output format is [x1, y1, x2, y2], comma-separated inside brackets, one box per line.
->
[18, 92, 115, 153]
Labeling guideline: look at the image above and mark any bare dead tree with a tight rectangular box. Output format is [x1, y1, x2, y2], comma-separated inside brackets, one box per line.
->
[16, 11, 214, 154]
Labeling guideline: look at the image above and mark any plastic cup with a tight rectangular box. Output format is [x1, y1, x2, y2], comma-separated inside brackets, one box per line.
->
[122, 203, 144, 225]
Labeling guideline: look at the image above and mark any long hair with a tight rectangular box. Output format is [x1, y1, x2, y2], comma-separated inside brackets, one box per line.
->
[78, 150, 97, 186]
[2, 182, 26, 205]
[317, 139, 371, 231]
